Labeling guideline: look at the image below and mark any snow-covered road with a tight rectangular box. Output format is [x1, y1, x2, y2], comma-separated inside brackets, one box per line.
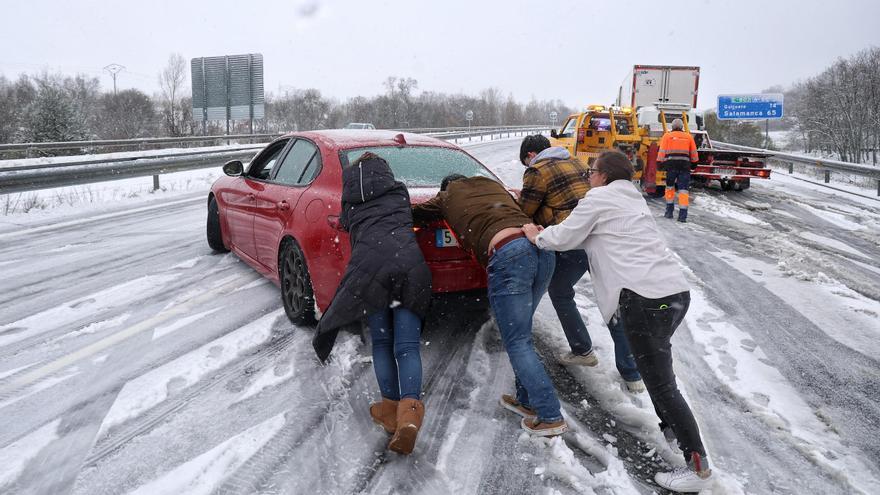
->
[1, 137, 878, 494]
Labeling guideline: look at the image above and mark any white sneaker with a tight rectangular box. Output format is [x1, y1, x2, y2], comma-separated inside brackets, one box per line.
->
[558, 349, 598, 367]
[654, 466, 713, 492]
[625, 379, 645, 393]
[655, 453, 713, 492]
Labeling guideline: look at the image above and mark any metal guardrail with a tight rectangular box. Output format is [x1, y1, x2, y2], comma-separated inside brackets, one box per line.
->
[0, 134, 283, 155]
[714, 141, 880, 196]
[0, 126, 547, 194]
[0, 125, 548, 156]
[0, 149, 261, 194]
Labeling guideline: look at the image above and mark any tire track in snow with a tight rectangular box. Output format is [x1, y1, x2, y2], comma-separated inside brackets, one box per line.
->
[85, 313, 295, 466]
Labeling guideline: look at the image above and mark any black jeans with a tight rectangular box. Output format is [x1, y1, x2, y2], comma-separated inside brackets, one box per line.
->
[618, 288, 707, 462]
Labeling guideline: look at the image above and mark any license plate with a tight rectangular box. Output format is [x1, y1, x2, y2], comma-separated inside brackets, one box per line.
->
[435, 228, 458, 247]
[715, 168, 737, 177]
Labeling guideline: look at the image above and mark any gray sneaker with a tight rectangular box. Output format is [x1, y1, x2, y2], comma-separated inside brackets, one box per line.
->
[558, 349, 599, 367]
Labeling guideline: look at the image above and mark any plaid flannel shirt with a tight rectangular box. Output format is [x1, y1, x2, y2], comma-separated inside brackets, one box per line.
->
[518, 157, 591, 227]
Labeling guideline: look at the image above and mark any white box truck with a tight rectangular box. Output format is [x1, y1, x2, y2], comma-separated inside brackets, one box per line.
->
[617, 65, 701, 134]
[617, 65, 700, 109]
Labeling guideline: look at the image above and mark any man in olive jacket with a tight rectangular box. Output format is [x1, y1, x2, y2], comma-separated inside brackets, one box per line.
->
[412, 174, 566, 437]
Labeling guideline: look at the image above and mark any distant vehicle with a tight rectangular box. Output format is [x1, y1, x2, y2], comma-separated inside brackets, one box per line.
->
[616, 65, 701, 137]
[206, 130, 498, 325]
[616, 65, 700, 110]
[344, 123, 376, 130]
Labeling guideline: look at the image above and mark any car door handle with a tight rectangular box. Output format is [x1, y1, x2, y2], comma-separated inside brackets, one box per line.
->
[247, 193, 256, 200]
[277, 200, 290, 211]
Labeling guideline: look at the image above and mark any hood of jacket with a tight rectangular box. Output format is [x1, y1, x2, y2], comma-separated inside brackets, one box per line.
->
[342, 155, 396, 204]
[531, 146, 571, 165]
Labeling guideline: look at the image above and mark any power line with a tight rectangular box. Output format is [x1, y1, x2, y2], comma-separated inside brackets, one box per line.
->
[103, 63, 125, 95]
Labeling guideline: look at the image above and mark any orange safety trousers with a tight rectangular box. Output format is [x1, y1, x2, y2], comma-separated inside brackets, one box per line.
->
[665, 188, 689, 207]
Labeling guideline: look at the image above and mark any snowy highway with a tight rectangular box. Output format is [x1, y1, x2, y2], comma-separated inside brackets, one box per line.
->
[1, 137, 879, 494]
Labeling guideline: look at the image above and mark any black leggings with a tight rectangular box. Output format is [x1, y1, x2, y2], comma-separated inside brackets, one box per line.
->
[619, 289, 707, 462]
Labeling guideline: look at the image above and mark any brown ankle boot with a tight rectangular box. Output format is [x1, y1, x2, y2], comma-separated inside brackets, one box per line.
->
[369, 398, 398, 434]
[388, 398, 424, 454]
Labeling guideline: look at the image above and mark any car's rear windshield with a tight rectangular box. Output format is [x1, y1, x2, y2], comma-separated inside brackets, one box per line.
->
[339, 146, 495, 186]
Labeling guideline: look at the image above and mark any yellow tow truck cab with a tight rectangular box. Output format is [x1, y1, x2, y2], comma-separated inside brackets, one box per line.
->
[549, 104, 697, 195]
[549, 105, 646, 172]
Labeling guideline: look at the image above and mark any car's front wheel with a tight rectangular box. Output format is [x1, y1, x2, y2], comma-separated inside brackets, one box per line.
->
[207, 196, 228, 252]
[279, 239, 316, 325]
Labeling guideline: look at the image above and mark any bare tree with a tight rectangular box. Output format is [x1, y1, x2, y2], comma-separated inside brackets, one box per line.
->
[97, 89, 156, 139]
[787, 46, 880, 163]
[158, 53, 188, 136]
[264, 77, 576, 132]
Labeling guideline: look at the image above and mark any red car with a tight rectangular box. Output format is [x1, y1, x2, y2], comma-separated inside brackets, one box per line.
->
[206, 130, 499, 325]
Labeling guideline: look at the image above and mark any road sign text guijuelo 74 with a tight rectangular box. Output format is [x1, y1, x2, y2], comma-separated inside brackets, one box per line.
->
[717, 93, 784, 120]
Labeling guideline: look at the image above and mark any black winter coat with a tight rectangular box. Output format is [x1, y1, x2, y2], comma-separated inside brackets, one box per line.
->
[311, 155, 432, 362]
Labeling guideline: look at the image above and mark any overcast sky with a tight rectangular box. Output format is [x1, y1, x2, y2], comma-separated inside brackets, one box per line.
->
[3, 0, 879, 113]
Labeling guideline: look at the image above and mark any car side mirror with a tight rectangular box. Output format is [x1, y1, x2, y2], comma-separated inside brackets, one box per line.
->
[223, 160, 244, 177]
[550, 129, 558, 139]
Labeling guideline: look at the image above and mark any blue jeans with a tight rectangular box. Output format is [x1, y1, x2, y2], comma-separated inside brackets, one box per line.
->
[548, 250, 640, 381]
[487, 237, 561, 423]
[368, 307, 422, 401]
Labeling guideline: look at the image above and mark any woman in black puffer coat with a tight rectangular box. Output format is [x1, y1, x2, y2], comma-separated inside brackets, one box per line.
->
[312, 152, 431, 455]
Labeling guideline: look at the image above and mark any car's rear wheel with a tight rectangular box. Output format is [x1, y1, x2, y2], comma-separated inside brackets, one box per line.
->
[207, 196, 228, 252]
[280, 239, 316, 325]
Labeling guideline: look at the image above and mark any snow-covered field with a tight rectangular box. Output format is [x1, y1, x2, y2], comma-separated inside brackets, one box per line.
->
[1, 137, 878, 494]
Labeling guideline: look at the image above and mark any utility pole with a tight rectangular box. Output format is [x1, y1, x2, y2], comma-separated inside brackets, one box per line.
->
[103, 63, 125, 95]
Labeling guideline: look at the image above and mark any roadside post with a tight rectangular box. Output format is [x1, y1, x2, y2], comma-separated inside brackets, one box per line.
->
[466, 110, 474, 140]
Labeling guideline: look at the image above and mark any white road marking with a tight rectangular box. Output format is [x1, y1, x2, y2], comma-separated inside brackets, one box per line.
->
[0, 274, 253, 396]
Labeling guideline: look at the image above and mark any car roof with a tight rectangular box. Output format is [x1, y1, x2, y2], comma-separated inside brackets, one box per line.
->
[280, 130, 458, 151]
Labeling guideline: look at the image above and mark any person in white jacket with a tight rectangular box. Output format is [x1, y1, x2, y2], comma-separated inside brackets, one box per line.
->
[522, 150, 714, 493]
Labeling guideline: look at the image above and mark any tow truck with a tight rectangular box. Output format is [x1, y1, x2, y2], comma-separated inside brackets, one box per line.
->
[549, 104, 645, 171]
[643, 103, 773, 193]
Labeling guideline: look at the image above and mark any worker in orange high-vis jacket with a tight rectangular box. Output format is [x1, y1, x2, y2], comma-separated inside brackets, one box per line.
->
[657, 119, 699, 223]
